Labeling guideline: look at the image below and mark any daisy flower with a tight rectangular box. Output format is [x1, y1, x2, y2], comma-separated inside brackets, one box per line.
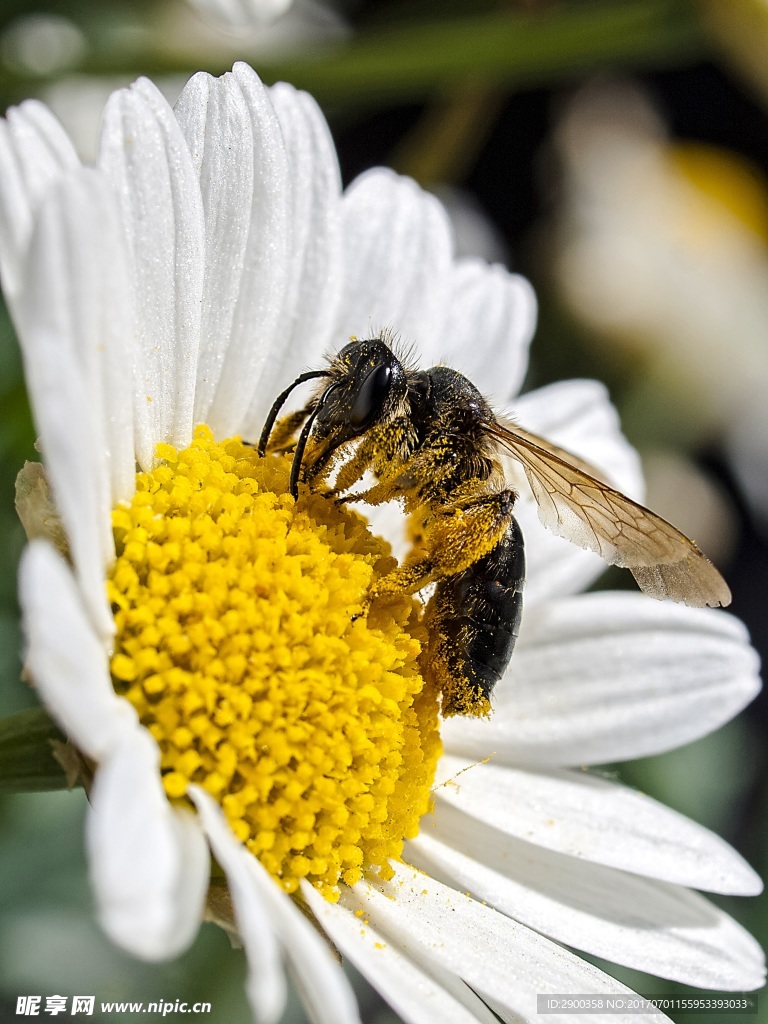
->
[1, 62, 764, 1024]
[551, 79, 768, 528]
[184, 0, 295, 30]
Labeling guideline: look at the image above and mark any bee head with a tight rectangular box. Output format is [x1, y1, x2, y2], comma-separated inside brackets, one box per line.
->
[320, 338, 405, 432]
[259, 337, 409, 498]
[284, 339, 405, 491]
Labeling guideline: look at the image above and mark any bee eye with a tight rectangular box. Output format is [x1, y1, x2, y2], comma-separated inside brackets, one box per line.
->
[349, 363, 392, 428]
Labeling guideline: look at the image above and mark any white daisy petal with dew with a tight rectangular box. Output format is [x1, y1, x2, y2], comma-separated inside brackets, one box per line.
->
[20, 539, 210, 961]
[0, 98, 79, 302]
[2, 62, 764, 1024]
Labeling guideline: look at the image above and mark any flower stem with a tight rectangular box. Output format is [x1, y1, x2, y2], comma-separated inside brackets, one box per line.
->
[249, 0, 706, 104]
[0, 0, 708, 106]
[0, 707, 69, 793]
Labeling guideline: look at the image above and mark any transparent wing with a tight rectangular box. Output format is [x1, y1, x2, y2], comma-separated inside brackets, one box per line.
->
[495, 418, 615, 483]
[486, 420, 731, 608]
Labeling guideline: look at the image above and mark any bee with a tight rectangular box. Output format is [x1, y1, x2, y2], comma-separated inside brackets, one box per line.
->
[259, 337, 731, 717]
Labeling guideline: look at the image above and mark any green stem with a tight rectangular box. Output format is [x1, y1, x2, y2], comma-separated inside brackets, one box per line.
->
[2, 0, 709, 106]
[247, 0, 707, 104]
[0, 706, 69, 793]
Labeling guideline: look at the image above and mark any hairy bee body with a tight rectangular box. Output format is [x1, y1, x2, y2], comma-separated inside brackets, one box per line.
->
[347, 362, 527, 716]
[427, 512, 525, 715]
[260, 339, 525, 716]
[259, 335, 730, 718]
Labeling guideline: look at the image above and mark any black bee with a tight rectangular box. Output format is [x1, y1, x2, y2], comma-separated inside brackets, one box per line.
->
[259, 337, 731, 717]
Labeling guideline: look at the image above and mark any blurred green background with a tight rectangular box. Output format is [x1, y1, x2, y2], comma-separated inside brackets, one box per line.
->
[0, 0, 767, 1022]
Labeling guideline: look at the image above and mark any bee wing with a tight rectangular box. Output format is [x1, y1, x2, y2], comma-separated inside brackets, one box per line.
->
[485, 420, 731, 608]
[497, 419, 616, 483]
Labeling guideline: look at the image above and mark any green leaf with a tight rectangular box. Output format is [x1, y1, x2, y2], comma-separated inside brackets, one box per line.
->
[0, 706, 70, 792]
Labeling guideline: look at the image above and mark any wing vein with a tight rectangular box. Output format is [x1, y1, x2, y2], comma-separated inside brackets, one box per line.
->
[485, 421, 731, 608]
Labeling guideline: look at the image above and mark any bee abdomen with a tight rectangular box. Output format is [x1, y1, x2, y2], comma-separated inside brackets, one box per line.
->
[428, 517, 525, 717]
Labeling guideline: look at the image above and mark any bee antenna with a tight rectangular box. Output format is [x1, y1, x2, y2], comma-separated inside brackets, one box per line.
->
[258, 370, 329, 456]
[289, 381, 341, 499]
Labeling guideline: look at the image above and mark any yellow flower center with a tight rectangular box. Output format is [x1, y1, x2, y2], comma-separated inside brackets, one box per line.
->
[107, 426, 441, 899]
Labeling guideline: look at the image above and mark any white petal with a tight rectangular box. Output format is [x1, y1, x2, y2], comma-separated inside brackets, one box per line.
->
[303, 882, 499, 1024]
[187, 0, 293, 27]
[25, 164, 137, 506]
[173, 68, 248, 433]
[87, 729, 209, 960]
[347, 864, 671, 1024]
[19, 539, 137, 759]
[0, 99, 78, 304]
[432, 755, 761, 894]
[338, 169, 453, 354]
[170, 805, 216, 955]
[238, 79, 343, 432]
[252, 874, 360, 1024]
[174, 63, 291, 438]
[99, 77, 204, 465]
[191, 787, 359, 1024]
[190, 788, 286, 1024]
[506, 380, 645, 606]
[408, 820, 765, 990]
[439, 259, 536, 401]
[442, 593, 760, 766]
[15, 169, 126, 639]
[96, 178, 144, 506]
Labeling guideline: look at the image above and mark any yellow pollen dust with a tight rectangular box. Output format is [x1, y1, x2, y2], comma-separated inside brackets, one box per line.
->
[107, 427, 441, 899]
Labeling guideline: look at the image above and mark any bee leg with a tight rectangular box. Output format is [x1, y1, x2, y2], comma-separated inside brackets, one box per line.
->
[263, 404, 315, 453]
[333, 430, 413, 504]
[400, 489, 523, 719]
[350, 555, 436, 626]
[332, 434, 379, 494]
[426, 490, 517, 576]
[367, 489, 518, 609]
[302, 439, 341, 487]
[338, 477, 407, 507]
[330, 437, 395, 502]
[366, 556, 438, 603]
